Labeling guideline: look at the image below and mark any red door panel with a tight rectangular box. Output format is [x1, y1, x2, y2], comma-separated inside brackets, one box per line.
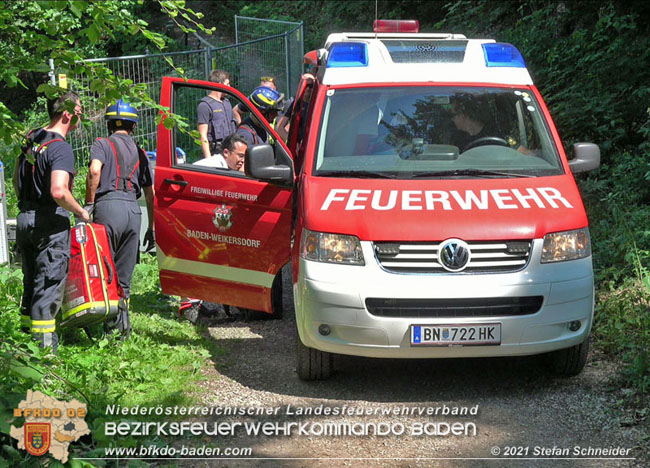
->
[154, 77, 293, 313]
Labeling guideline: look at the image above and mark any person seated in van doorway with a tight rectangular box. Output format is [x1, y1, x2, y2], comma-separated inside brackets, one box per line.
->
[198, 69, 240, 159]
[193, 134, 247, 172]
[236, 86, 284, 146]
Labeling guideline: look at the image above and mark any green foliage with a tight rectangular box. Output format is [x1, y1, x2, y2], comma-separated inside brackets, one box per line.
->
[0, 257, 219, 465]
[580, 149, 650, 399]
[0, 0, 215, 164]
[581, 151, 650, 284]
[594, 279, 650, 396]
[231, 0, 447, 50]
[438, 1, 650, 164]
[0, 266, 51, 467]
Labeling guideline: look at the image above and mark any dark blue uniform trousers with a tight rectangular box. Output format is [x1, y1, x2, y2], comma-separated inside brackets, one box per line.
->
[17, 209, 70, 348]
[94, 191, 141, 335]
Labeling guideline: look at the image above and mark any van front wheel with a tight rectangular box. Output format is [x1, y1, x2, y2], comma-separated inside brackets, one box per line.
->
[547, 337, 589, 376]
[296, 329, 333, 381]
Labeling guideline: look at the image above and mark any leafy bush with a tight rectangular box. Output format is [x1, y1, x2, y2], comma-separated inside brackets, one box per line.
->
[580, 151, 650, 400]
[595, 279, 650, 396]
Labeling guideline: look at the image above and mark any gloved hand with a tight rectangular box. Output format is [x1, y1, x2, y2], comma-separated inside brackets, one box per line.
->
[83, 202, 95, 218]
[143, 228, 155, 251]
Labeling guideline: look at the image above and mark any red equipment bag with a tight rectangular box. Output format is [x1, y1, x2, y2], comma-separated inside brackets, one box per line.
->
[61, 223, 124, 328]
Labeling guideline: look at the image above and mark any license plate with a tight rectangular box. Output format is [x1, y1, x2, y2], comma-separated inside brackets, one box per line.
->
[411, 324, 501, 346]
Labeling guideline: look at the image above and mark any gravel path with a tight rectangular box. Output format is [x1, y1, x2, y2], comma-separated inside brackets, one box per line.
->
[180, 275, 648, 468]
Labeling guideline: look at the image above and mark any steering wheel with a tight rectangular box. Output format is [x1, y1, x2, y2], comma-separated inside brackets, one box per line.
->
[464, 136, 508, 151]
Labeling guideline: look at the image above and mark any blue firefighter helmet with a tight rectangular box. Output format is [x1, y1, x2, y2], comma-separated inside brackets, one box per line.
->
[105, 99, 139, 123]
[249, 86, 284, 112]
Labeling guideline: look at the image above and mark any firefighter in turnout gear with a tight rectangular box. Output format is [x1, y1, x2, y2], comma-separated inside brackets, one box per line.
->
[85, 99, 155, 339]
[13, 91, 90, 352]
[236, 86, 284, 146]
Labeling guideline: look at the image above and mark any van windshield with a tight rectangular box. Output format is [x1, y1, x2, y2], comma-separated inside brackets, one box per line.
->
[314, 86, 564, 178]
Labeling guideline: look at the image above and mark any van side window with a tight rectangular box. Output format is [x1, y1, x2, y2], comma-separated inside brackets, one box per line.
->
[172, 84, 250, 176]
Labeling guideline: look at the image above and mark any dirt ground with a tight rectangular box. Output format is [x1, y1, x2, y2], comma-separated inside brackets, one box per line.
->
[173, 292, 648, 468]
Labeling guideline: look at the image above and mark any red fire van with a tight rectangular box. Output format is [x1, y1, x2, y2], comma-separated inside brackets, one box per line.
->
[154, 20, 600, 380]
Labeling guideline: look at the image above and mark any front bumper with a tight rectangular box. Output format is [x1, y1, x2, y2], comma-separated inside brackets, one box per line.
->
[294, 239, 593, 358]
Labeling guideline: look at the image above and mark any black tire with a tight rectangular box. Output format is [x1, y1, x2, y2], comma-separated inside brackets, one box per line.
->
[547, 336, 589, 376]
[296, 327, 333, 380]
[270, 268, 284, 320]
[240, 308, 273, 321]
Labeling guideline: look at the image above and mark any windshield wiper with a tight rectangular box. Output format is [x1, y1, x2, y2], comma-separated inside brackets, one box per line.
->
[316, 170, 399, 179]
[410, 169, 534, 179]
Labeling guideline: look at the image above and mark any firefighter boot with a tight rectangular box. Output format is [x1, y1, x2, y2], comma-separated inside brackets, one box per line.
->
[116, 297, 132, 340]
[33, 331, 59, 354]
[104, 298, 132, 340]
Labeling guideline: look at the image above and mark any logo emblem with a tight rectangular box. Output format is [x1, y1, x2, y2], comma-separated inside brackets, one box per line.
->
[212, 204, 233, 232]
[439, 239, 471, 272]
[25, 423, 51, 456]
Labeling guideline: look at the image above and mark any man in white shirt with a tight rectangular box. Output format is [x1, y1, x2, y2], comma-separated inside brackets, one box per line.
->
[193, 134, 248, 172]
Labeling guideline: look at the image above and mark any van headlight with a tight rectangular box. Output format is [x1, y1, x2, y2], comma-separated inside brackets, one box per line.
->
[300, 229, 365, 265]
[541, 228, 591, 263]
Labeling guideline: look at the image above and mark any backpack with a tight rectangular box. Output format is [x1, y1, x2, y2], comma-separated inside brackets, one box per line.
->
[17, 130, 64, 207]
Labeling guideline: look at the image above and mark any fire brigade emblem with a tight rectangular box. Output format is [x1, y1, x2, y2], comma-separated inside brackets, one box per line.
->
[213, 204, 233, 232]
[25, 423, 51, 456]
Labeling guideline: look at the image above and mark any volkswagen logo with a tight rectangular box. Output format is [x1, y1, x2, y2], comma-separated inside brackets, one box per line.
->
[439, 239, 471, 272]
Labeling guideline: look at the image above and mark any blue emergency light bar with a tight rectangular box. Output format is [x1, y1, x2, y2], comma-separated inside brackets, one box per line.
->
[327, 42, 368, 68]
[482, 43, 526, 68]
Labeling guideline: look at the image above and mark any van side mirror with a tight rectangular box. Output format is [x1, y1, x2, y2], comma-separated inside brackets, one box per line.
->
[568, 143, 600, 174]
[245, 144, 293, 187]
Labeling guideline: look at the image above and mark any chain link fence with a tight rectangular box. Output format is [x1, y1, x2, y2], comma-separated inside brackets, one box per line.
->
[234, 16, 304, 98]
[63, 17, 303, 166]
[68, 49, 209, 163]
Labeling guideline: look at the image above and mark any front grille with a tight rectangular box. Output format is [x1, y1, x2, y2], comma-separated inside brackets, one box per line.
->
[374, 240, 532, 273]
[366, 296, 544, 318]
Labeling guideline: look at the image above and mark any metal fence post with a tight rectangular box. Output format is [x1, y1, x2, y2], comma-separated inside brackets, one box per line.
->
[300, 23, 305, 71]
[48, 59, 56, 85]
[285, 33, 291, 97]
[204, 48, 212, 79]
